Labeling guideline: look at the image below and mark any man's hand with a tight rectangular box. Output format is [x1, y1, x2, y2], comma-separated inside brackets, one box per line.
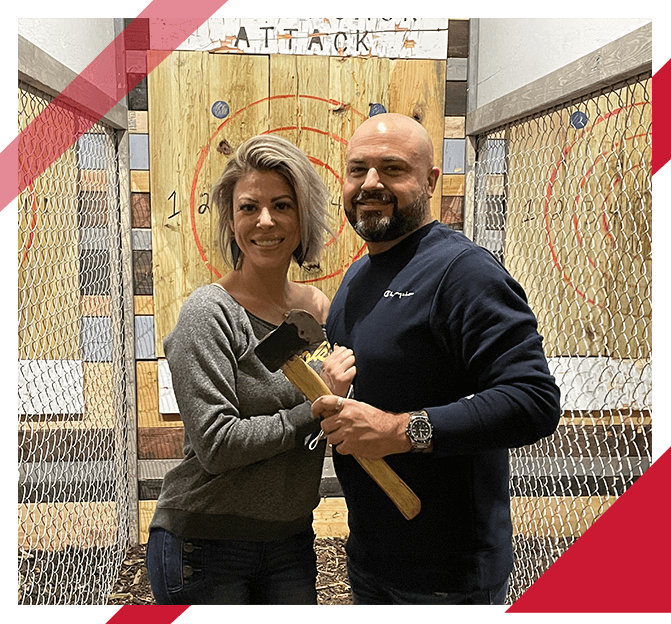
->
[311, 395, 412, 459]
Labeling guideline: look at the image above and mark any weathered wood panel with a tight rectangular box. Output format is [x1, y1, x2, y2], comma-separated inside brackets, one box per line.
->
[185, 18, 449, 59]
[389, 58, 446, 221]
[318, 56, 390, 301]
[138, 360, 181, 427]
[510, 496, 616, 539]
[137, 426, 184, 459]
[134, 295, 154, 315]
[19, 502, 120, 550]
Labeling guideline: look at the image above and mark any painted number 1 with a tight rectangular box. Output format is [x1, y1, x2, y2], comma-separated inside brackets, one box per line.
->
[167, 190, 179, 219]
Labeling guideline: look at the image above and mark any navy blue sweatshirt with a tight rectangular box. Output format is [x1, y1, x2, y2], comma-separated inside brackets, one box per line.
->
[327, 221, 561, 593]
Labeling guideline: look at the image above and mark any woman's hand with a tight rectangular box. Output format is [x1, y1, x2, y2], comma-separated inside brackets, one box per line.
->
[320, 345, 356, 397]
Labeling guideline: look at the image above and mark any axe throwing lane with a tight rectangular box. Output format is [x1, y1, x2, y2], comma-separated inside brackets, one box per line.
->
[148, 51, 445, 358]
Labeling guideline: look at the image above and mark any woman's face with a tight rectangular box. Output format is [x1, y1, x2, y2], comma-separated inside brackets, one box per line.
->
[231, 169, 301, 271]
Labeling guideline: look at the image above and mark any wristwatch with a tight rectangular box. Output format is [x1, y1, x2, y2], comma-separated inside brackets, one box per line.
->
[406, 410, 433, 452]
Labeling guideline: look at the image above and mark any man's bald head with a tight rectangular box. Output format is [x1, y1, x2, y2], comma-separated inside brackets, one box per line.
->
[347, 113, 436, 170]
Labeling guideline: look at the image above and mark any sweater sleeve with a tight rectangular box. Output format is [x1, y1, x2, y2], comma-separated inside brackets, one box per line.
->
[427, 248, 561, 456]
[163, 288, 315, 474]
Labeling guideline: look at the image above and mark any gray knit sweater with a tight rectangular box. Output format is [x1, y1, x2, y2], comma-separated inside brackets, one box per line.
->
[149, 284, 327, 540]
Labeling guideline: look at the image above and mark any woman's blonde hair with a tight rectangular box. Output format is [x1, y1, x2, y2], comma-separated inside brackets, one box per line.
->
[211, 134, 333, 270]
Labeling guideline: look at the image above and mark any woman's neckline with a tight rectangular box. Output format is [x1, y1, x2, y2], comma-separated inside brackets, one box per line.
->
[210, 282, 278, 329]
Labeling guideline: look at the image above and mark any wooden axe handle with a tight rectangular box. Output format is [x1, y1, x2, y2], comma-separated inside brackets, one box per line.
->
[282, 356, 421, 520]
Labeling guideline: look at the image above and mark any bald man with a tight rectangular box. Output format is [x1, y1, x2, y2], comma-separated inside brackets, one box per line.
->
[343, 113, 439, 253]
[313, 114, 561, 605]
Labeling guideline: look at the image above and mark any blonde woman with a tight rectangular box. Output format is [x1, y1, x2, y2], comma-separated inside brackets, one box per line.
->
[146, 135, 355, 604]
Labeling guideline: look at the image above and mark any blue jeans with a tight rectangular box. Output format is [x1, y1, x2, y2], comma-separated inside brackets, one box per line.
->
[146, 527, 318, 605]
[347, 558, 509, 605]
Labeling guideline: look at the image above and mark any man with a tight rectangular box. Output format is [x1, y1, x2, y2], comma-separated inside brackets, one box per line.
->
[312, 113, 561, 605]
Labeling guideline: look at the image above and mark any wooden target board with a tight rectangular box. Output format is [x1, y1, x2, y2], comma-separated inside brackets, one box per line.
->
[18, 90, 80, 361]
[148, 51, 445, 356]
[504, 79, 651, 358]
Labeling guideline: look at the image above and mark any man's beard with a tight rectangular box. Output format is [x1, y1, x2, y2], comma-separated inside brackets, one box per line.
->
[346, 190, 430, 243]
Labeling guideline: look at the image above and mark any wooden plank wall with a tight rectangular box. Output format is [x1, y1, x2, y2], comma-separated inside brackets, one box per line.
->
[129, 21, 469, 542]
[146, 52, 447, 354]
[477, 74, 653, 548]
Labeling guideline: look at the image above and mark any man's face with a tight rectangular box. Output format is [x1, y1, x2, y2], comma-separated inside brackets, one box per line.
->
[346, 187, 430, 243]
[343, 119, 437, 245]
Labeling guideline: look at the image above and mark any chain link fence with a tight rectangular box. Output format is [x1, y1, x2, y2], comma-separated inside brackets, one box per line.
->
[18, 81, 133, 604]
[472, 73, 652, 602]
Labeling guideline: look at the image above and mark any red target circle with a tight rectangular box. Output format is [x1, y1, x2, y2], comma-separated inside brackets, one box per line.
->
[543, 102, 650, 308]
[190, 94, 368, 282]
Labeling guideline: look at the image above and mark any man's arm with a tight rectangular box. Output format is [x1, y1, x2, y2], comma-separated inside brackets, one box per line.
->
[313, 247, 561, 459]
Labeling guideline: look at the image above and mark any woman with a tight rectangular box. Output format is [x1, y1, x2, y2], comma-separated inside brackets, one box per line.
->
[146, 135, 355, 604]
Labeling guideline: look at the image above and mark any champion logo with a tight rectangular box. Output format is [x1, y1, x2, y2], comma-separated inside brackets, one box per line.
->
[384, 290, 415, 299]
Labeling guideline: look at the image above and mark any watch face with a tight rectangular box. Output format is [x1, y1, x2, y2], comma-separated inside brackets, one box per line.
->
[411, 418, 432, 442]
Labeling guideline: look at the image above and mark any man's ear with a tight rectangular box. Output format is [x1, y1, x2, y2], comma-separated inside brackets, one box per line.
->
[426, 166, 441, 197]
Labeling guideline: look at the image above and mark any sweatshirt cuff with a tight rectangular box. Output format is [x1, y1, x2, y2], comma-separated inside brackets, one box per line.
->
[425, 402, 478, 456]
[285, 400, 318, 440]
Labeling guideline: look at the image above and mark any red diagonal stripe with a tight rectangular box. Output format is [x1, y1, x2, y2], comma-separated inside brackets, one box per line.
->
[4, 1, 228, 213]
[507, 446, 671, 612]
[106, 606, 190, 624]
[652, 58, 671, 175]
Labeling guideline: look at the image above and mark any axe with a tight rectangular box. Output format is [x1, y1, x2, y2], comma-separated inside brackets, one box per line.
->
[255, 309, 421, 520]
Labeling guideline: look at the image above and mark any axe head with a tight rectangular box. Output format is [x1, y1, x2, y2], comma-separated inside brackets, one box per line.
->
[254, 309, 325, 372]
